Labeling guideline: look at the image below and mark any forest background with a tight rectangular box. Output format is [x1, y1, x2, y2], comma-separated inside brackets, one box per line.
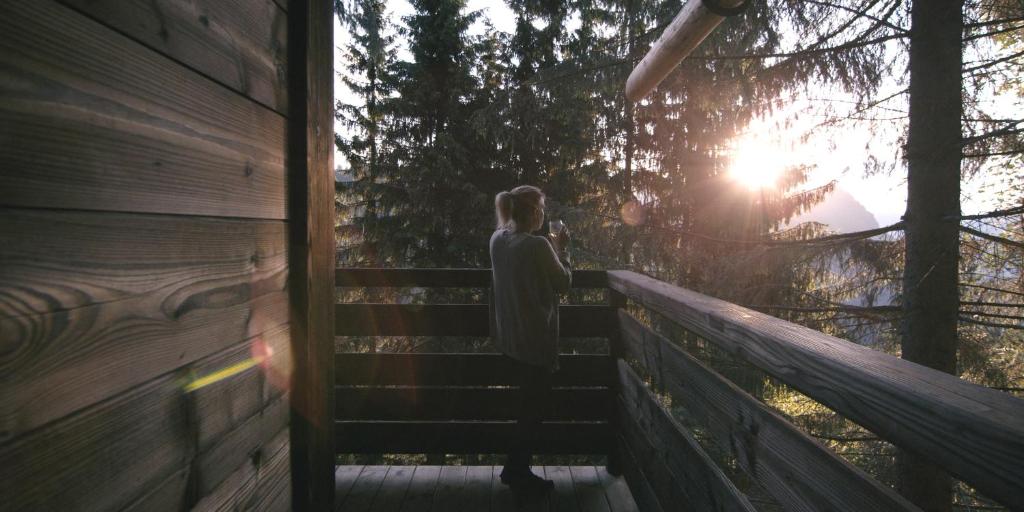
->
[332, 0, 1023, 510]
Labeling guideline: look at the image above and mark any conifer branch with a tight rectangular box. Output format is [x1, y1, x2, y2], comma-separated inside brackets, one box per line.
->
[961, 226, 1024, 249]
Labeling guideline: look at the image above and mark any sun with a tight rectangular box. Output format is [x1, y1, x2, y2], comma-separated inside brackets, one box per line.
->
[728, 138, 789, 190]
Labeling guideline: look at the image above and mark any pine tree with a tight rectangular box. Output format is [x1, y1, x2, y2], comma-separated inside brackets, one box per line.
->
[335, 0, 398, 266]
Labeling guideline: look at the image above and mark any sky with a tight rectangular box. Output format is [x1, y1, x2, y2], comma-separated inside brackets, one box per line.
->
[334, 0, 1019, 227]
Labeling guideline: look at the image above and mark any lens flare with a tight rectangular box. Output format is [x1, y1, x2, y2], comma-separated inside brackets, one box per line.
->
[620, 200, 646, 226]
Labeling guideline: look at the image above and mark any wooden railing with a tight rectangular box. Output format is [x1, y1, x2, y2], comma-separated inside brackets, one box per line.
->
[333, 268, 1024, 511]
[334, 268, 614, 455]
[607, 270, 1024, 512]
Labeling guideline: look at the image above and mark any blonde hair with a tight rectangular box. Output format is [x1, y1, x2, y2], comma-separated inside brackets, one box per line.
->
[495, 185, 544, 231]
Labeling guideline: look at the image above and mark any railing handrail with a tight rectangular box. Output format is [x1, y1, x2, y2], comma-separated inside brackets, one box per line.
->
[335, 267, 608, 288]
[608, 270, 1024, 509]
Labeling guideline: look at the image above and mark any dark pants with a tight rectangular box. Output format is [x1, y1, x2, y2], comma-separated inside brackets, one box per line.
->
[503, 358, 553, 475]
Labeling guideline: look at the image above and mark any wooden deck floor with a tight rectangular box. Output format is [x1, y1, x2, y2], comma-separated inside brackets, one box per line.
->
[335, 465, 639, 512]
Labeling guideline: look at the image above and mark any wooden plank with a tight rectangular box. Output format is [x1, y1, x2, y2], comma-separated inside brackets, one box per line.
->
[0, 308, 295, 512]
[457, 466, 494, 512]
[0, 209, 289, 440]
[0, 1, 287, 219]
[336, 353, 612, 387]
[596, 466, 638, 512]
[399, 466, 442, 512]
[124, 333, 291, 511]
[335, 268, 608, 288]
[617, 361, 756, 511]
[341, 465, 390, 512]
[0, 374, 190, 511]
[192, 427, 291, 512]
[431, 465, 468, 511]
[336, 386, 609, 422]
[615, 433, 665, 512]
[60, 0, 288, 113]
[336, 466, 367, 508]
[616, 400, 691, 512]
[570, 466, 612, 512]
[287, 0, 336, 509]
[372, 465, 416, 512]
[544, 466, 580, 512]
[619, 312, 916, 511]
[244, 429, 292, 512]
[609, 270, 1024, 509]
[335, 421, 610, 454]
[192, 334, 291, 452]
[335, 304, 612, 337]
[195, 394, 291, 497]
[122, 466, 191, 512]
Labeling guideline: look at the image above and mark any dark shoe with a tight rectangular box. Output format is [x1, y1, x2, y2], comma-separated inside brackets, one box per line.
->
[502, 470, 554, 492]
[499, 467, 526, 485]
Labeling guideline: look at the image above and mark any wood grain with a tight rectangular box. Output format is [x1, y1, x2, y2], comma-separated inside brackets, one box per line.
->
[335, 353, 612, 387]
[335, 303, 612, 337]
[608, 270, 1024, 508]
[196, 394, 291, 496]
[335, 421, 610, 454]
[0, 210, 289, 440]
[336, 386, 609, 421]
[192, 426, 291, 511]
[60, 0, 288, 113]
[617, 361, 755, 512]
[335, 268, 608, 288]
[0, 374, 190, 511]
[619, 311, 916, 511]
[0, 1, 287, 219]
[0, 327, 294, 511]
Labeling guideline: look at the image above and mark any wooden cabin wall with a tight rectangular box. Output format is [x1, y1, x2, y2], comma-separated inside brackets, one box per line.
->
[0, 0, 334, 510]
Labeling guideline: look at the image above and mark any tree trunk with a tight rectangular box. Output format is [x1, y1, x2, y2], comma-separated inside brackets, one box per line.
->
[900, 1, 963, 511]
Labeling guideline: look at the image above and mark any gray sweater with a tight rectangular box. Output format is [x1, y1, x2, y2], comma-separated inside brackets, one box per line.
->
[489, 228, 572, 370]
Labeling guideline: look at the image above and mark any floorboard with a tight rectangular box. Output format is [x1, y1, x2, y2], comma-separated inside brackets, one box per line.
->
[431, 465, 468, 511]
[545, 466, 579, 512]
[335, 466, 637, 512]
[400, 466, 441, 512]
[341, 465, 390, 512]
[570, 466, 612, 512]
[371, 466, 415, 512]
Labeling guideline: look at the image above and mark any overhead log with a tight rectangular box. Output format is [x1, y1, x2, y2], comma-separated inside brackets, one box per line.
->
[625, 0, 747, 101]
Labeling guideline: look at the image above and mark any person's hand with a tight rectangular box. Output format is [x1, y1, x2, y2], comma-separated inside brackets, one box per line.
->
[550, 226, 570, 254]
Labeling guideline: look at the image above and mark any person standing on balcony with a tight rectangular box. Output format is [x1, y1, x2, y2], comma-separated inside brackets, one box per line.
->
[490, 185, 572, 492]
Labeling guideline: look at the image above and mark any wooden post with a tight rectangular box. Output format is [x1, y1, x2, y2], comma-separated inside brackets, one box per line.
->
[288, 0, 336, 510]
[625, 0, 745, 102]
[606, 288, 628, 476]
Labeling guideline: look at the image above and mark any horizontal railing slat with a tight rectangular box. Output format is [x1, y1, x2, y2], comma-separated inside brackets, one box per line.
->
[616, 361, 756, 512]
[335, 421, 610, 454]
[608, 270, 1024, 509]
[335, 267, 608, 288]
[335, 353, 612, 387]
[619, 312, 916, 511]
[335, 303, 612, 337]
[336, 387, 609, 421]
